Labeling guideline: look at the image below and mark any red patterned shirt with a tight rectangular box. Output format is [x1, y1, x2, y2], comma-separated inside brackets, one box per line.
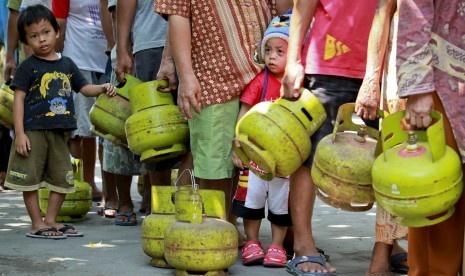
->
[155, 0, 278, 108]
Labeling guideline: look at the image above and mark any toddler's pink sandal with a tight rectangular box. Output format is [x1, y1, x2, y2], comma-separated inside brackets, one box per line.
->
[241, 240, 265, 265]
[263, 244, 287, 267]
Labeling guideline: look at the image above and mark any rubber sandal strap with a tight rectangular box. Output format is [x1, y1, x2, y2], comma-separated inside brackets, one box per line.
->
[58, 225, 75, 232]
[34, 227, 58, 235]
[289, 255, 326, 269]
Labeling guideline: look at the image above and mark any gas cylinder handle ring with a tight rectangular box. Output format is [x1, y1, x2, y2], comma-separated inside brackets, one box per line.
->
[173, 169, 198, 191]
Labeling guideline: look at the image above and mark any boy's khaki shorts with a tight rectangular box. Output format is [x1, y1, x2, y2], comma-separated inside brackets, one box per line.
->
[5, 130, 75, 193]
[188, 98, 239, 180]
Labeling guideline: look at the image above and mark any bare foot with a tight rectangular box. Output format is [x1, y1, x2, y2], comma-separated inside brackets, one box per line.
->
[367, 242, 392, 274]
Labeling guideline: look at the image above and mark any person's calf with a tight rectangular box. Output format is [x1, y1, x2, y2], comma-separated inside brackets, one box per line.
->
[367, 242, 392, 274]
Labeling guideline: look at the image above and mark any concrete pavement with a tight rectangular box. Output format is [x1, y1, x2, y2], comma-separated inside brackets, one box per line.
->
[0, 162, 407, 276]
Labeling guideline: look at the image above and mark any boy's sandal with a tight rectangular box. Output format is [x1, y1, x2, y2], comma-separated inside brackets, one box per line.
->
[263, 244, 287, 267]
[241, 240, 265, 265]
[58, 224, 84, 237]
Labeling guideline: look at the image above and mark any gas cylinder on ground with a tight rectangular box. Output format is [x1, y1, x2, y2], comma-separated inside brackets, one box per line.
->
[125, 80, 189, 163]
[142, 177, 226, 268]
[141, 185, 177, 268]
[39, 158, 92, 222]
[312, 103, 385, 211]
[164, 184, 237, 275]
[0, 84, 14, 129]
[233, 88, 326, 180]
[372, 110, 463, 227]
[89, 74, 143, 146]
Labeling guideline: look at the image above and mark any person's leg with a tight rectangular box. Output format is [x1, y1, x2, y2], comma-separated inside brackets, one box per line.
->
[189, 99, 239, 221]
[237, 172, 267, 265]
[7, 133, 59, 236]
[42, 132, 80, 234]
[270, 223, 287, 247]
[368, 242, 393, 274]
[229, 171, 246, 245]
[23, 190, 61, 236]
[283, 226, 294, 257]
[368, 207, 408, 274]
[408, 92, 465, 275]
[140, 173, 153, 213]
[115, 174, 136, 225]
[267, 177, 291, 248]
[244, 219, 261, 241]
[69, 136, 102, 200]
[68, 137, 82, 159]
[290, 165, 335, 272]
[241, 218, 266, 265]
[176, 151, 194, 184]
[98, 142, 104, 202]
[289, 75, 361, 273]
[102, 140, 146, 222]
[263, 223, 288, 267]
[71, 70, 103, 200]
[100, 171, 119, 217]
[43, 191, 81, 235]
[81, 137, 101, 200]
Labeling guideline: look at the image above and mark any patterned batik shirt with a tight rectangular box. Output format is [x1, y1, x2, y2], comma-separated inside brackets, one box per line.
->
[155, 0, 279, 108]
[396, 0, 465, 162]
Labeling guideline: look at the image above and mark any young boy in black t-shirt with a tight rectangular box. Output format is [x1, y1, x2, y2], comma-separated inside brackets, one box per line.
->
[4, 4, 115, 239]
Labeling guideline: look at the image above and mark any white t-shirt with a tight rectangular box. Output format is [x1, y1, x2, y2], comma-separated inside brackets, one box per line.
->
[20, 0, 52, 11]
[54, 0, 107, 73]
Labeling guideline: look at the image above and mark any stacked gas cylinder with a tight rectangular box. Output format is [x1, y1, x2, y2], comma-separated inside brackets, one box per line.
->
[141, 175, 238, 275]
[89, 75, 189, 161]
[89, 77, 239, 273]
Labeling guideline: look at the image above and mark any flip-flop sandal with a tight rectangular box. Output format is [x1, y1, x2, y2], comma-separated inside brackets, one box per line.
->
[98, 207, 118, 218]
[286, 254, 338, 276]
[114, 212, 137, 226]
[390, 252, 408, 274]
[26, 227, 67, 240]
[58, 224, 84, 237]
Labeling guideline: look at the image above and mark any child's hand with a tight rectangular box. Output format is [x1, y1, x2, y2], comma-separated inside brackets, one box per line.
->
[102, 83, 116, 96]
[232, 139, 244, 168]
[15, 132, 31, 157]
